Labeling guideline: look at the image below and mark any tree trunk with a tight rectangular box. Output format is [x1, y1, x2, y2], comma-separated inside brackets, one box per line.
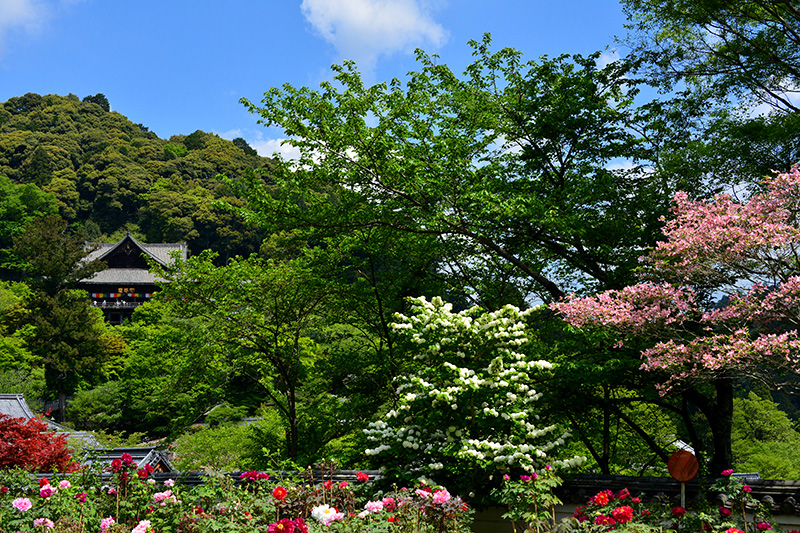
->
[683, 379, 734, 473]
[708, 378, 734, 473]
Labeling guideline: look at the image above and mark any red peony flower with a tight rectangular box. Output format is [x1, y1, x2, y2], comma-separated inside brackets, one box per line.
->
[356, 471, 369, 482]
[272, 486, 288, 500]
[612, 506, 634, 523]
[592, 491, 610, 506]
[39, 478, 50, 487]
[672, 506, 687, 518]
[757, 522, 771, 531]
[742, 485, 752, 493]
[595, 514, 617, 526]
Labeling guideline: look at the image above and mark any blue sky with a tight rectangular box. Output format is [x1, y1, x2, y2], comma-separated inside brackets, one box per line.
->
[0, 0, 629, 158]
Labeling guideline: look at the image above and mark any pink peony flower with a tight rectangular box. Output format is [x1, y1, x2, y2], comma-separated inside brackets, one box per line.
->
[757, 522, 771, 531]
[365, 500, 384, 513]
[721, 469, 734, 476]
[432, 489, 451, 504]
[742, 484, 752, 492]
[132, 519, 151, 533]
[58, 480, 71, 489]
[100, 516, 116, 532]
[12, 497, 32, 512]
[39, 485, 55, 498]
[33, 517, 55, 529]
[720, 507, 732, 517]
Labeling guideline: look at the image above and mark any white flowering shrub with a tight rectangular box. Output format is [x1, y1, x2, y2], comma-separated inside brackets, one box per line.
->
[364, 296, 583, 484]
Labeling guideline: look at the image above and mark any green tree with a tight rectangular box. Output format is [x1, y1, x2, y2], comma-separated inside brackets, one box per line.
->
[233, 36, 733, 473]
[152, 251, 332, 459]
[623, 0, 800, 113]
[11, 215, 105, 297]
[82, 93, 110, 112]
[10, 215, 111, 420]
[732, 391, 800, 479]
[0, 176, 58, 279]
[236, 36, 718, 305]
[232, 137, 258, 157]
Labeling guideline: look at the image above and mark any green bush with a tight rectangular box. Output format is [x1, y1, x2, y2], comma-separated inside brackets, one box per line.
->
[171, 423, 254, 472]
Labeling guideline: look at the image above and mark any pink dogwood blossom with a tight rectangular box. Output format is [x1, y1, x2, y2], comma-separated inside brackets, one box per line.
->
[551, 167, 800, 392]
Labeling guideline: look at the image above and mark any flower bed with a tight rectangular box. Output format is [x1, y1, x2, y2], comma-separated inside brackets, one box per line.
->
[0, 455, 472, 532]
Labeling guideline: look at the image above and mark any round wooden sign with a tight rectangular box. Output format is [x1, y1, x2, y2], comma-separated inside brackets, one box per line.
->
[668, 450, 699, 482]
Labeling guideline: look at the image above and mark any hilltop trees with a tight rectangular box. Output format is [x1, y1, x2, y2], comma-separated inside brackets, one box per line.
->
[0, 93, 272, 263]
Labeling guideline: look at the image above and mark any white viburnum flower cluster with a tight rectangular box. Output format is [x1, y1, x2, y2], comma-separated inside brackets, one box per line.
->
[364, 296, 585, 475]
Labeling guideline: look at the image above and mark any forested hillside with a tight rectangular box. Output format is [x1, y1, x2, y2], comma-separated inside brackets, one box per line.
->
[0, 92, 271, 262]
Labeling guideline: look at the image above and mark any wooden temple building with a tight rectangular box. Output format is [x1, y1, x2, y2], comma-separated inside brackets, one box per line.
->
[79, 233, 187, 324]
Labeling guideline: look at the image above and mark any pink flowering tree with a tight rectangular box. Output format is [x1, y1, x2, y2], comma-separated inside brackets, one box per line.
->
[551, 167, 800, 472]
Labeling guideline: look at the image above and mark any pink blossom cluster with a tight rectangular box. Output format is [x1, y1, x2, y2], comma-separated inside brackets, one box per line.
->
[99, 516, 115, 532]
[12, 497, 32, 512]
[649, 168, 800, 283]
[550, 282, 696, 337]
[552, 168, 800, 391]
[132, 519, 152, 533]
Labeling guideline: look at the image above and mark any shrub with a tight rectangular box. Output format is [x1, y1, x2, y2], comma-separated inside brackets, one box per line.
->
[0, 414, 78, 472]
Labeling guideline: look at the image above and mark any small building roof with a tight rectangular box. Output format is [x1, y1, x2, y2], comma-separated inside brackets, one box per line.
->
[0, 393, 37, 420]
[0, 394, 99, 448]
[82, 446, 174, 472]
[81, 233, 187, 286]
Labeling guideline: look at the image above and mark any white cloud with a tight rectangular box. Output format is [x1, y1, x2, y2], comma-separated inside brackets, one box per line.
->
[597, 48, 621, 69]
[0, 0, 47, 54]
[0, 0, 83, 57]
[217, 128, 302, 161]
[250, 136, 303, 161]
[301, 0, 448, 71]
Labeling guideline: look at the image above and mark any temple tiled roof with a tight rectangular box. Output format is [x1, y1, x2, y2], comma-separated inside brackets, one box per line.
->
[0, 393, 37, 420]
[80, 268, 165, 285]
[84, 238, 187, 266]
[81, 233, 187, 286]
